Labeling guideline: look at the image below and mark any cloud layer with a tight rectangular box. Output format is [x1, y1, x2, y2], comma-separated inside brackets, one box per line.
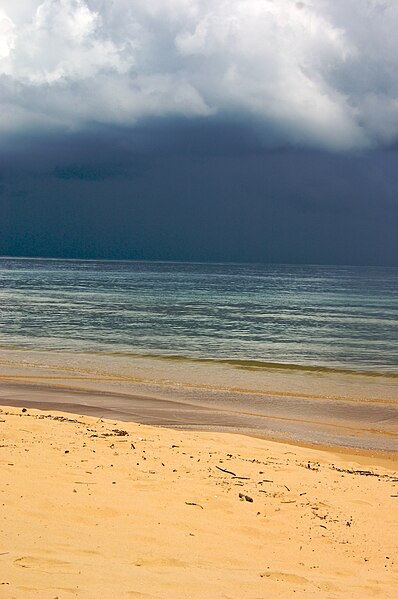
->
[1, 0, 398, 150]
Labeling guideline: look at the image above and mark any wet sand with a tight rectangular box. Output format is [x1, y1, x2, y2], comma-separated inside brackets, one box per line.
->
[1, 404, 397, 598]
[1, 374, 397, 453]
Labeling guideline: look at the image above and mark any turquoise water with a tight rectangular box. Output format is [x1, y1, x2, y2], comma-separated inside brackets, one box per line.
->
[0, 257, 397, 374]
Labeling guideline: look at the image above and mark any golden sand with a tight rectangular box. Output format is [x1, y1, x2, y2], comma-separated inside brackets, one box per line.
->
[1, 405, 397, 598]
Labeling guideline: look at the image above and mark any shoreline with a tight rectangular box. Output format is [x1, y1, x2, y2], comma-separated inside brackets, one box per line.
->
[1, 378, 397, 464]
[1, 403, 397, 598]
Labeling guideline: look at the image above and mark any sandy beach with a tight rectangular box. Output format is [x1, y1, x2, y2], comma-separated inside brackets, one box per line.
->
[1, 404, 397, 598]
[2, 0, 398, 596]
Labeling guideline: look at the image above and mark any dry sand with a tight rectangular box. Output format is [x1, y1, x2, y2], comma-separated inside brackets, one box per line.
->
[0, 405, 397, 598]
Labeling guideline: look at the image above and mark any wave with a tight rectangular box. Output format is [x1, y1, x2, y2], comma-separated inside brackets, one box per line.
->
[1, 343, 397, 378]
[81, 350, 398, 378]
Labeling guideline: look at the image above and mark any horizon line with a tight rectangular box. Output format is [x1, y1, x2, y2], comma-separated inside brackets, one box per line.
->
[0, 254, 396, 270]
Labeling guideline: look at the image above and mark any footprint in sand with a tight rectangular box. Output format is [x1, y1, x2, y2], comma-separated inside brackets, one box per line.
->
[260, 571, 308, 584]
[134, 557, 189, 568]
[14, 556, 73, 573]
[127, 592, 163, 598]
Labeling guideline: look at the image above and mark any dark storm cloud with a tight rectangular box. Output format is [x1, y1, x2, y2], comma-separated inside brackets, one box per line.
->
[1, 0, 398, 150]
[53, 163, 128, 181]
[0, 121, 397, 265]
[0, 2, 397, 266]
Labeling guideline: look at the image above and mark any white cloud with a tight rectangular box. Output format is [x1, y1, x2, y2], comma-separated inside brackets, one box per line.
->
[0, 0, 398, 149]
[0, 9, 16, 61]
[1, 0, 128, 84]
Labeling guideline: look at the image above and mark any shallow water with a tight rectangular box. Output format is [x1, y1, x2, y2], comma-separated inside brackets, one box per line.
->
[0, 258, 397, 451]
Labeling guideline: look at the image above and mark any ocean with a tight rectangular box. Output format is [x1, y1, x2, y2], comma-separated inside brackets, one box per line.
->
[0, 257, 397, 450]
[1, 257, 397, 372]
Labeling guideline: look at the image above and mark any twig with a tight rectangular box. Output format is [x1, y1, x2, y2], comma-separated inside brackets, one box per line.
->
[74, 482, 97, 485]
[312, 511, 327, 519]
[185, 502, 203, 509]
[216, 465, 236, 476]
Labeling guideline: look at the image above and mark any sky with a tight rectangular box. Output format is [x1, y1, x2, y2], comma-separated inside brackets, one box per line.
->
[0, 0, 397, 265]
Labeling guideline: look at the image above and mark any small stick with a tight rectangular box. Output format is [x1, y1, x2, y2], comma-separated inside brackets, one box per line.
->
[312, 512, 327, 519]
[74, 482, 97, 485]
[185, 502, 204, 509]
[216, 466, 236, 476]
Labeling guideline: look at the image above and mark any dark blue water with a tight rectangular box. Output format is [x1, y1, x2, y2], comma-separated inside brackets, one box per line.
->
[0, 258, 397, 374]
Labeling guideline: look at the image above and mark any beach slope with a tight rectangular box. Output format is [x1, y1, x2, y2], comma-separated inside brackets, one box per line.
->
[1, 406, 397, 598]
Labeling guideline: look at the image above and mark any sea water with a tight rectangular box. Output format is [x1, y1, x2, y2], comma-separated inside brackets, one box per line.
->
[0, 257, 397, 372]
[0, 258, 397, 450]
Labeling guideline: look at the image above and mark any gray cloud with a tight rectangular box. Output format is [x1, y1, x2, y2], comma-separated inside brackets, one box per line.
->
[1, 0, 398, 150]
